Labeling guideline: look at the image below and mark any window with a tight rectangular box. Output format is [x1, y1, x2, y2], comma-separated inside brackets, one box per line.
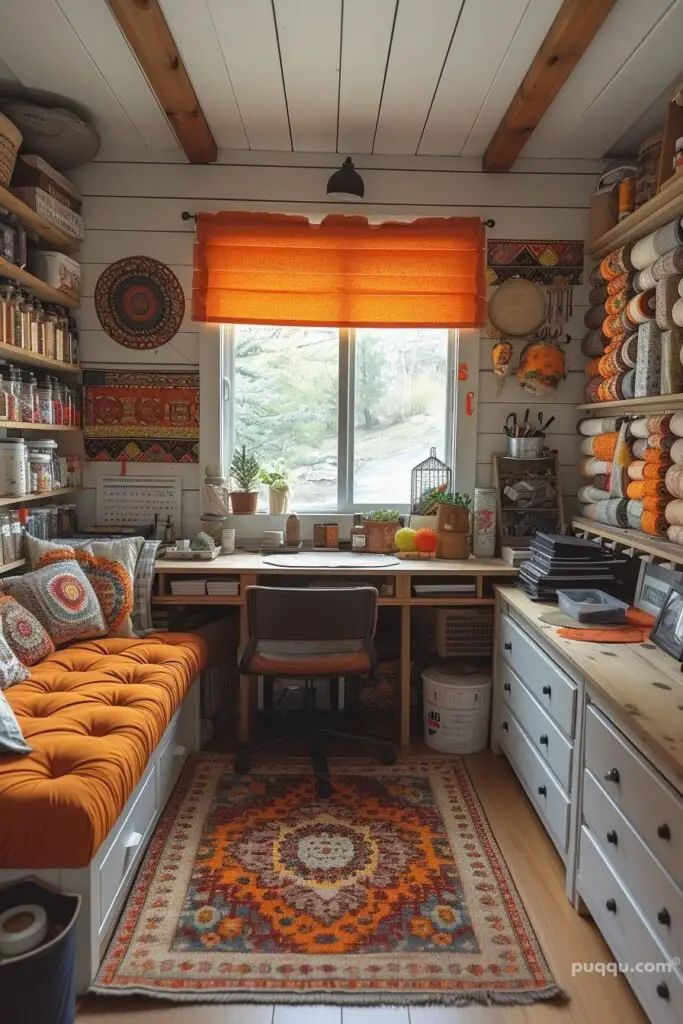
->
[223, 324, 461, 512]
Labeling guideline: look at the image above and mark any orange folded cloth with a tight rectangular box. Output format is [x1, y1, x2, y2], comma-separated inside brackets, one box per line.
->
[557, 608, 655, 644]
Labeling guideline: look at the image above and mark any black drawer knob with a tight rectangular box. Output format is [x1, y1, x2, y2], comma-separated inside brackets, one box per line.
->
[539, 734, 549, 746]
[542, 685, 551, 696]
[538, 785, 547, 797]
[658, 908, 671, 926]
[502, 721, 509, 731]
[604, 768, 620, 783]
[606, 898, 617, 913]
[503, 682, 511, 692]
[657, 823, 671, 841]
[606, 830, 618, 845]
[504, 641, 512, 651]
[657, 982, 669, 1000]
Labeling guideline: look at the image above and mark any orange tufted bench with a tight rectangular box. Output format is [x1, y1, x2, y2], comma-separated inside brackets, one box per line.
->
[0, 632, 207, 869]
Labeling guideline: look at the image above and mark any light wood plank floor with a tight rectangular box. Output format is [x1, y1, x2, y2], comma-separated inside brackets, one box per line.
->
[78, 751, 646, 1024]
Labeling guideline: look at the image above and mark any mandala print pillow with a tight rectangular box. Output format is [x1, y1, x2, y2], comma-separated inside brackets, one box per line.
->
[0, 596, 54, 666]
[0, 561, 106, 647]
[0, 615, 30, 688]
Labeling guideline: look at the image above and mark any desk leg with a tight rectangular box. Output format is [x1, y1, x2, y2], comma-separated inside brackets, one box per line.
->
[400, 605, 411, 747]
[238, 574, 258, 744]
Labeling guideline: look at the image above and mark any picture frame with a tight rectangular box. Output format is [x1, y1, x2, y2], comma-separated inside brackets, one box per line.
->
[634, 559, 683, 617]
[651, 580, 683, 661]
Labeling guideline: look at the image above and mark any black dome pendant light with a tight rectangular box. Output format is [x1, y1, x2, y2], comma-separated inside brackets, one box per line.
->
[326, 157, 365, 200]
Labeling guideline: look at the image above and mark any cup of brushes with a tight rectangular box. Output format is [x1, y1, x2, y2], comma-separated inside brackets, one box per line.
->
[504, 409, 554, 459]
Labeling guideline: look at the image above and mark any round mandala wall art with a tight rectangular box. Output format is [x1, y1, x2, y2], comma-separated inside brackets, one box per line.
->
[95, 256, 185, 349]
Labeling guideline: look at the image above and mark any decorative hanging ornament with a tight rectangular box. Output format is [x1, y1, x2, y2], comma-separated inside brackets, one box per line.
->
[95, 255, 185, 350]
[516, 340, 567, 396]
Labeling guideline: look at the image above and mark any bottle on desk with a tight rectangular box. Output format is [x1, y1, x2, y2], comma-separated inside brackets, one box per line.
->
[285, 513, 300, 546]
[163, 515, 175, 545]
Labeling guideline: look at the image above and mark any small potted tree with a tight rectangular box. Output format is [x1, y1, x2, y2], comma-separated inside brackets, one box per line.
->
[363, 509, 401, 553]
[230, 444, 260, 514]
[260, 466, 290, 514]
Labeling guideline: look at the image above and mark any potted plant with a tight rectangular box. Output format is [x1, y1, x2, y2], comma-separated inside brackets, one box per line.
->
[432, 492, 472, 559]
[230, 444, 260, 514]
[363, 509, 401, 554]
[260, 466, 290, 514]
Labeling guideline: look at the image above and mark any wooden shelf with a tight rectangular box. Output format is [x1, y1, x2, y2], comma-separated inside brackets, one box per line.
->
[0, 558, 26, 575]
[152, 594, 497, 607]
[0, 256, 78, 309]
[572, 516, 683, 564]
[0, 342, 80, 375]
[0, 487, 81, 508]
[577, 394, 683, 413]
[588, 173, 683, 257]
[0, 185, 76, 249]
[154, 596, 243, 605]
[4, 422, 80, 432]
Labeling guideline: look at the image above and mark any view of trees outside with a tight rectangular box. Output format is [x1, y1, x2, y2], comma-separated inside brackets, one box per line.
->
[233, 325, 448, 509]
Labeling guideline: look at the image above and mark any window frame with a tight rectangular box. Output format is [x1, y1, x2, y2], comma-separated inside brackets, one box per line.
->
[219, 324, 472, 514]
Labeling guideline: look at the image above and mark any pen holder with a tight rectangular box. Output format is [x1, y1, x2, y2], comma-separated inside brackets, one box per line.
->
[507, 436, 544, 458]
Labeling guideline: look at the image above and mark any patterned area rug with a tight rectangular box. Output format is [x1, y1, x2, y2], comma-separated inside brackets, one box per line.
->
[92, 756, 562, 1006]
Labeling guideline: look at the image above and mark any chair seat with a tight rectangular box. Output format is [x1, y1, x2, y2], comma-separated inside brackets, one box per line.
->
[247, 649, 372, 676]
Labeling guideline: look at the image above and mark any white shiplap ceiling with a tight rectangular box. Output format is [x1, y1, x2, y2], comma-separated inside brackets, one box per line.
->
[0, 0, 680, 162]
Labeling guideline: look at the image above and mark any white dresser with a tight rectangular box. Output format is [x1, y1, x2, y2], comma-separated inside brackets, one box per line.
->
[494, 587, 683, 1023]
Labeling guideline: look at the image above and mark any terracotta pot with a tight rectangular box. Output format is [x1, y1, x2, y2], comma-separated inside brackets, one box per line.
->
[437, 530, 469, 560]
[268, 487, 289, 514]
[363, 519, 399, 554]
[436, 504, 470, 533]
[230, 490, 258, 514]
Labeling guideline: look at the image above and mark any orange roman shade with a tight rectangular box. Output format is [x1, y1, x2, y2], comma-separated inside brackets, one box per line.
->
[192, 212, 486, 328]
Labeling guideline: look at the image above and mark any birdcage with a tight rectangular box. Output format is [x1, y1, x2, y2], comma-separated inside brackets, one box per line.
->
[411, 447, 452, 514]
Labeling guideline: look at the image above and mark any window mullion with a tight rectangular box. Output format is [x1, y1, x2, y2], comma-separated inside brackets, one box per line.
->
[337, 328, 351, 511]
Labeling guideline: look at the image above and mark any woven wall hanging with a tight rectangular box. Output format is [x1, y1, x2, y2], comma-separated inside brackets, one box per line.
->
[95, 256, 185, 349]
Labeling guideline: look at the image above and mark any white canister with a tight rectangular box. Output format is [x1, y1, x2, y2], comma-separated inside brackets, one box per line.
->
[0, 438, 26, 496]
[472, 488, 496, 557]
[221, 527, 236, 554]
[422, 664, 491, 754]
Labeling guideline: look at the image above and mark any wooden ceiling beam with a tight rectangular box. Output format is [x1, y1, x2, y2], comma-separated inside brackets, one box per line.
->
[107, 0, 217, 163]
[482, 0, 616, 172]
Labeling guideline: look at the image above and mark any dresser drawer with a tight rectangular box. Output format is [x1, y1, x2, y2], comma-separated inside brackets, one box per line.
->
[98, 766, 157, 933]
[499, 613, 577, 737]
[578, 826, 683, 1024]
[501, 663, 573, 791]
[157, 726, 190, 810]
[585, 704, 683, 889]
[499, 707, 570, 855]
[583, 767, 683, 963]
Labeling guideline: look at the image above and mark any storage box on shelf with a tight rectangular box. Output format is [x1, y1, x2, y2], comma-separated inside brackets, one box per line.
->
[0, 185, 75, 250]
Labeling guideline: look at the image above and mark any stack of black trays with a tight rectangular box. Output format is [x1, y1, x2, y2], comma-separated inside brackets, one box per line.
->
[517, 533, 628, 602]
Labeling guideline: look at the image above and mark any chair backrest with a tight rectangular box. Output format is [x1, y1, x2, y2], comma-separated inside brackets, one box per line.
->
[241, 585, 378, 667]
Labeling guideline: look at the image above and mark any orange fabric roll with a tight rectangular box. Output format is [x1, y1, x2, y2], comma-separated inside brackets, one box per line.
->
[642, 479, 668, 499]
[641, 497, 668, 513]
[591, 433, 619, 459]
[643, 448, 673, 466]
[626, 481, 645, 499]
[641, 511, 667, 536]
[643, 463, 669, 480]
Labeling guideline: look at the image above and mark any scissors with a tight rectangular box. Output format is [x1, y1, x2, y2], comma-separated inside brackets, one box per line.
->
[504, 413, 518, 437]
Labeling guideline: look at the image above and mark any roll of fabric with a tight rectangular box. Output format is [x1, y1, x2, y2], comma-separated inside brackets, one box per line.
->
[672, 297, 683, 327]
[644, 461, 671, 479]
[661, 328, 683, 395]
[671, 437, 683, 464]
[577, 416, 620, 436]
[680, 277, 683, 298]
[609, 420, 631, 498]
[607, 272, 632, 296]
[626, 480, 645, 499]
[665, 464, 683, 498]
[665, 500, 683, 525]
[582, 328, 607, 358]
[647, 414, 672, 434]
[585, 356, 601, 378]
[598, 347, 628, 377]
[622, 368, 636, 398]
[580, 456, 612, 478]
[642, 497, 668, 513]
[584, 304, 606, 329]
[643, 447, 672, 466]
[597, 375, 625, 402]
[641, 510, 667, 536]
[600, 245, 633, 280]
[628, 460, 645, 480]
[584, 376, 602, 403]
[643, 479, 669, 499]
[627, 289, 656, 324]
[578, 484, 611, 503]
[605, 291, 628, 316]
[604, 312, 627, 339]
[621, 333, 639, 367]
[670, 411, 683, 437]
[632, 438, 648, 458]
[606, 498, 629, 527]
[667, 524, 683, 544]
[589, 263, 604, 287]
[629, 417, 649, 438]
[656, 276, 682, 330]
[631, 217, 683, 270]
[627, 500, 643, 529]
[635, 321, 662, 397]
[633, 264, 657, 292]
[589, 282, 608, 305]
[579, 432, 619, 458]
[652, 246, 683, 280]
[593, 473, 610, 491]
[646, 431, 674, 451]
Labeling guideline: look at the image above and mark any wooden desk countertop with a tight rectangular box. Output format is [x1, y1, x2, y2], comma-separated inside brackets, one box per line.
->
[155, 552, 518, 576]
[497, 586, 683, 788]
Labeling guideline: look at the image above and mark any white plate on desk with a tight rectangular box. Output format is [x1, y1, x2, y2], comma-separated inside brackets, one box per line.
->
[262, 552, 400, 568]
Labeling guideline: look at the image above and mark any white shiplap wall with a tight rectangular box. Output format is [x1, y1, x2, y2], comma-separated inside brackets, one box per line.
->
[73, 152, 597, 533]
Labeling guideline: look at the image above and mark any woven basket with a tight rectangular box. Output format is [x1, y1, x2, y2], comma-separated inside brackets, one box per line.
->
[0, 114, 21, 188]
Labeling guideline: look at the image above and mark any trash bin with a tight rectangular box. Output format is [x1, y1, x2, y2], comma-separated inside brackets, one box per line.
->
[0, 878, 81, 1024]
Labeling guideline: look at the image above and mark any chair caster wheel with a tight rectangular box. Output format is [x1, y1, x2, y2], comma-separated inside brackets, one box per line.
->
[380, 747, 397, 765]
[234, 752, 250, 775]
[316, 778, 333, 799]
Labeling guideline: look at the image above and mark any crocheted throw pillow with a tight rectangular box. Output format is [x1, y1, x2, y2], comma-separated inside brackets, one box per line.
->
[0, 596, 54, 666]
[1, 561, 106, 647]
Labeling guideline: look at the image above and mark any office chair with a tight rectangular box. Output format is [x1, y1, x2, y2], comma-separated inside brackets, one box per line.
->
[237, 585, 396, 797]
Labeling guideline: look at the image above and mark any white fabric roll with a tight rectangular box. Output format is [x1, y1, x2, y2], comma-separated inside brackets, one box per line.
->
[578, 485, 610, 503]
[671, 438, 683, 464]
[665, 499, 683, 526]
[670, 412, 683, 437]
[673, 297, 683, 327]
[577, 417, 619, 437]
[629, 418, 650, 438]
[667, 525, 683, 545]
